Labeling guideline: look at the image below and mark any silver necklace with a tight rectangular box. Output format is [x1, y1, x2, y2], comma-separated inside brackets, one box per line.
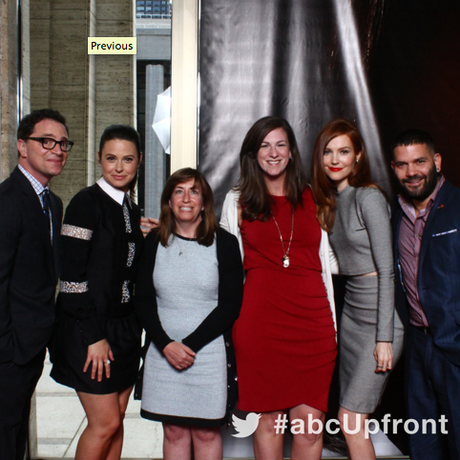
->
[177, 237, 184, 256]
[174, 233, 194, 256]
[272, 210, 294, 268]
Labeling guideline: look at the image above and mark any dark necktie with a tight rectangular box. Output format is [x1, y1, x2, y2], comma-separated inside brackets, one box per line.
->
[42, 189, 52, 241]
[42, 189, 50, 216]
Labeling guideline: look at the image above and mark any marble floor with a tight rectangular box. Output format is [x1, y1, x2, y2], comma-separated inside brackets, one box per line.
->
[35, 353, 163, 459]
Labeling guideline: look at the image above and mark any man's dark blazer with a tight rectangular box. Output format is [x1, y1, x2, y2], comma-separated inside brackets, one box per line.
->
[0, 166, 62, 365]
[392, 179, 460, 366]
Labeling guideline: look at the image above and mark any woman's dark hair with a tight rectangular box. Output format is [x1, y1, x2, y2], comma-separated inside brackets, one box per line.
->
[98, 124, 142, 197]
[310, 118, 381, 232]
[236, 116, 307, 221]
[158, 168, 218, 247]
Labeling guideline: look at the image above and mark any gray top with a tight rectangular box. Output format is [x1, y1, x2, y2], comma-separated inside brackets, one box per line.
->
[141, 235, 227, 420]
[329, 185, 395, 341]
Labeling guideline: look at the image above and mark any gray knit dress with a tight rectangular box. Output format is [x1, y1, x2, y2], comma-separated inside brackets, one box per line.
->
[140, 235, 227, 424]
[330, 186, 404, 413]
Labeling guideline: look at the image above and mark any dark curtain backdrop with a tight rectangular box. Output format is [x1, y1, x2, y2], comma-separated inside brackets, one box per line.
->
[199, 0, 389, 214]
[369, 0, 460, 188]
[199, 0, 460, 214]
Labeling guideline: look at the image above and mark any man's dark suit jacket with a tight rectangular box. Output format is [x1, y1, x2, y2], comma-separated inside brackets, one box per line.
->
[393, 180, 460, 366]
[0, 166, 62, 365]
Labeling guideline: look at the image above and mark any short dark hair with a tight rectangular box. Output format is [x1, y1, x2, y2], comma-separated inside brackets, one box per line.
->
[17, 109, 69, 140]
[98, 124, 142, 195]
[237, 116, 307, 221]
[391, 129, 435, 155]
[158, 168, 218, 247]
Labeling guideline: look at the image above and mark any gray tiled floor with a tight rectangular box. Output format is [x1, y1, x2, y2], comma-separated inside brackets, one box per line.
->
[35, 353, 163, 459]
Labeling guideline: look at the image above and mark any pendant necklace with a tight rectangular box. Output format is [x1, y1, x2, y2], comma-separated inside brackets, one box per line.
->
[174, 233, 195, 256]
[272, 209, 294, 268]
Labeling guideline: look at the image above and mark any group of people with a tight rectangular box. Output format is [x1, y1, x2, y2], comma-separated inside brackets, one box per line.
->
[0, 108, 459, 460]
[220, 117, 401, 459]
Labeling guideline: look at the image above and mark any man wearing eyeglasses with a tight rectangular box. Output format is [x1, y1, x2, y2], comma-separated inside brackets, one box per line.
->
[0, 108, 72, 460]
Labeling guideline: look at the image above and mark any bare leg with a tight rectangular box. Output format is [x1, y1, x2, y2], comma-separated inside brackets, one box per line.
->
[75, 392, 121, 460]
[253, 411, 284, 460]
[289, 404, 325, 460]
[163, 423, 192, 460]
[338, 407, 376, 460]
[191, 426, 222, 460]
[105, 386, 133, 460]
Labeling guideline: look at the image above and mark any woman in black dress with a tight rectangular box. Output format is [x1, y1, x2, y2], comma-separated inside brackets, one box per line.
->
[51, 125, 144, 460]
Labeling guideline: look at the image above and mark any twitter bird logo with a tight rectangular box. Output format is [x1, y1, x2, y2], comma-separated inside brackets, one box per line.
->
[231, 412, 262, 438]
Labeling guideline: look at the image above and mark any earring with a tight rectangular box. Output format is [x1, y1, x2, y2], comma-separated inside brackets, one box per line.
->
[355, 159, 359, 165]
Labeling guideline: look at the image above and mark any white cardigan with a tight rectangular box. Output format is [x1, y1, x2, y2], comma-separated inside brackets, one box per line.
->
[220, 189, 338, 330]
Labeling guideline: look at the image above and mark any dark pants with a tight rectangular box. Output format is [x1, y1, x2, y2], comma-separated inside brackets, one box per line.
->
[406, 326, 460, 460]
[0, 349, 46, 460]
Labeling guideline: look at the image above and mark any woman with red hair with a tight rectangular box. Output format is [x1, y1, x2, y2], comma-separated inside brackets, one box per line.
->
[310, 119, 404, 459]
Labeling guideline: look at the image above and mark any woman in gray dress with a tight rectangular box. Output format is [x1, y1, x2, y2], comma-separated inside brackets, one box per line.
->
[310, 119, 404, 459]
[135, 168, 243, 460]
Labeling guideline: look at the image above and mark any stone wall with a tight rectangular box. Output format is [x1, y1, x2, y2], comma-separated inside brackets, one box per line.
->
[29, 0, 135, 206]
[0, 0, 20, 181]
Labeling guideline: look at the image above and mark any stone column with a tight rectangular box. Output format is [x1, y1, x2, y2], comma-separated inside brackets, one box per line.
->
[21, 0, 31, 117]
[95, 0, 136, 136]
[0, 0, 20, 180]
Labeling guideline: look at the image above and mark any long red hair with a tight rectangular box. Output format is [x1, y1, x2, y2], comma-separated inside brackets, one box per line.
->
[310, 119, 382, 232]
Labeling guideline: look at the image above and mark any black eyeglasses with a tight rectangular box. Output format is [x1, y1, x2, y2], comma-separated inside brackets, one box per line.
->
[27, 137, 74, 152]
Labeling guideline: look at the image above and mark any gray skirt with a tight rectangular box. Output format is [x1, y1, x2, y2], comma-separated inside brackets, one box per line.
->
[339, 275, 404, 413]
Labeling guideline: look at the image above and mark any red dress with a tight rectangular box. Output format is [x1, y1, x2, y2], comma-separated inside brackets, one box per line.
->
[233, 188, 336, 413]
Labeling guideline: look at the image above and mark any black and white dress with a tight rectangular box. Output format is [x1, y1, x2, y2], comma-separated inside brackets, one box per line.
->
[135, 229, 243, 427]
[50, 178, 144, 394]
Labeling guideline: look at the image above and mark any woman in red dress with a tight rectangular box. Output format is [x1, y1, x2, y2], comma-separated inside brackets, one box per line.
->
[220, 116, 337, 460]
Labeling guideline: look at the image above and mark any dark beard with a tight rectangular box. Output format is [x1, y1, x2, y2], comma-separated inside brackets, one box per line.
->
[400, 163, 439, 203]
